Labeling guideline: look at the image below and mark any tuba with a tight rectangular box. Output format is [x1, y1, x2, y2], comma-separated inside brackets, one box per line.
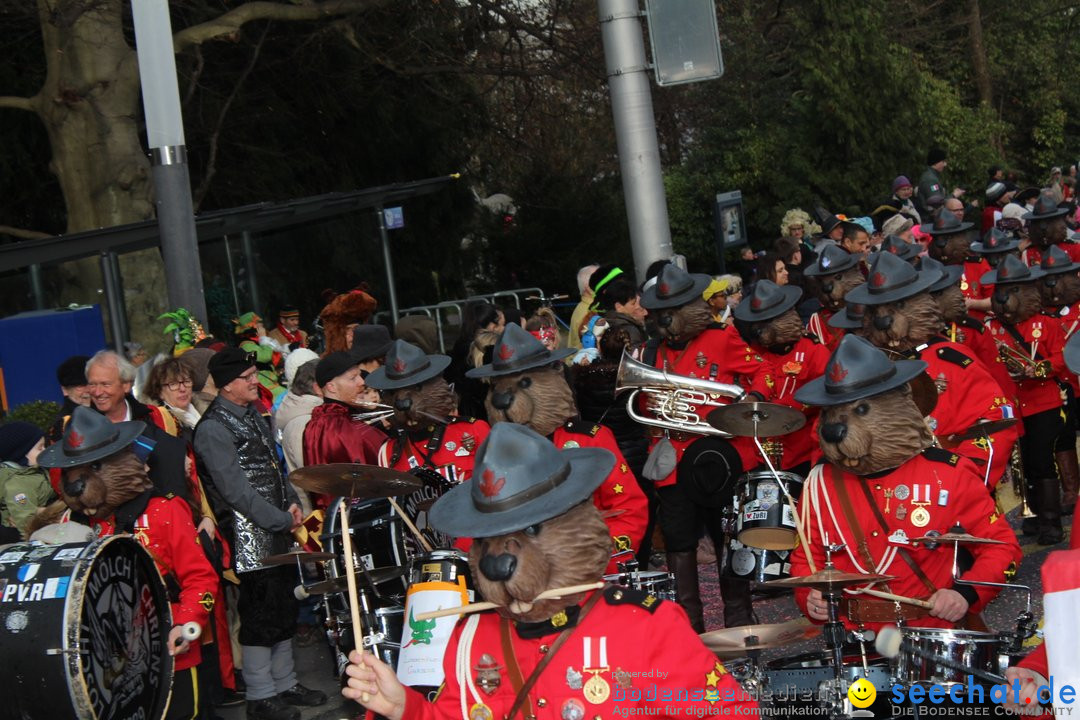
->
[615, 351, 745, 437]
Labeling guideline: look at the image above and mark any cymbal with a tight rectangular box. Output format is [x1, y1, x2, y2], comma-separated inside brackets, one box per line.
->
[304, 567, 409, 594]
[707, 402, 806, 438]
[700, 619, 821, 657]
[289, 464, 424, 499]
[263, 548, 336, 565]
[763, 567, 895, 591]
[944, 417, 1018, 443]
[912, 532, 1007, 546]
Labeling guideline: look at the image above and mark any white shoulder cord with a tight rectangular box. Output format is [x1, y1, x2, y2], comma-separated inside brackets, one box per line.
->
[456, 614, 482, 720]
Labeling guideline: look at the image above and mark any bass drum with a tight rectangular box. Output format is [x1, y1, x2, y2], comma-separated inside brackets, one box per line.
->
[0, 536, 172, 720]
[322, 497, 411, 604]
[723, 538, 791, 584]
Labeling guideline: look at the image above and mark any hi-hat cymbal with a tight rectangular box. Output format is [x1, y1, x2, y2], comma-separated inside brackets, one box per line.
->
[912, 532, 1007, 546]
[763, 567, 895, 591]
[263, 548, 336, 566]
[304, 567, 409, 594]
[700, 619, 821, 657]
[944, 417, 1018, 444]
[289, 464, 424, 499]
[707, 402, 806, 437]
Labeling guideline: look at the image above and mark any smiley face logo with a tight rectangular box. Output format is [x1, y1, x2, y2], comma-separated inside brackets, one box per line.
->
[848, 677, 876, 708]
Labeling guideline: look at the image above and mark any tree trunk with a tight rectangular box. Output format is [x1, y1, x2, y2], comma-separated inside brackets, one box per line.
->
[967, 0, 993, 108]
[34, 0, 169, 350]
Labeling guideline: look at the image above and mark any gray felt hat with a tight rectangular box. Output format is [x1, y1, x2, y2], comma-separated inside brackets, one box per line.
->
[794, 334, 927, 407]
[465, 323, 574, 379]
[365, 340, 451, 390]
[37, 406, 146, 469]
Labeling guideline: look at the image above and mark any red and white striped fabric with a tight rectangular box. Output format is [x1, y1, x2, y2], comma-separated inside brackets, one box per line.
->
[1042, 548, 1080, 690]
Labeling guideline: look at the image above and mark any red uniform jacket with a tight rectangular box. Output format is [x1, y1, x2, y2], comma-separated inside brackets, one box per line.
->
[87, 495, 219, 671]
[984, 314, 1068, 417]
[904, 338, 1017, 488]
[961, 258, 994, 320]
[807, 310, 841, 351]
[748, 336, 830, 469]
[1051, 307, 1080, 397]
[1023, 243, 1080, 267]
[790, 450, 1021, 632]
[644, 325, 762, 487]
[388, 587, 755, 720]
[377, 418, 490, 485]
[946, 317, 1019, 409]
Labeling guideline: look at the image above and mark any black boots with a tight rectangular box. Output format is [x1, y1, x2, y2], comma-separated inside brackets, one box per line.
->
[1036, 476, 1065, 545]
[667, 550, 704, 633]
[1056, 448, 1079, 515]
[246, 697, 299, 720]
[719, 576, 755, 628]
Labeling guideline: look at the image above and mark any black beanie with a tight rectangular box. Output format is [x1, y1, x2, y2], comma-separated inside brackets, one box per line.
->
[0, 422, 44, 465]
[56, 355, 89, 388]
[316, 351, 358, 387]
[208, 348, 254, 388]
[927, 147, 947, 165]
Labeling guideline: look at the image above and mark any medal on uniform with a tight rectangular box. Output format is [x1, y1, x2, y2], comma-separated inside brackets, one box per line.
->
[561, 698, 585, 720]
[461, 432, 476, 451]
[566, 665, 583, 690]
[613, 668, 633, 689]
[581, 637, 610, 705]
[910, 484, 931, 527]
[895, 503, 907, 521]
[1032, 327, 1043, 339]
[444, 440, 457, 452]
[696, 351, 708, 368]
[910, 506, 931, 528]
[473, 654, 501, 695]
[893, 484, 910, 501]
[469, 702, 493, 720]
[562, 440, 580, 449]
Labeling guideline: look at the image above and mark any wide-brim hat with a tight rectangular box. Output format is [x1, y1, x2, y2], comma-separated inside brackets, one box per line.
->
[922, 208, 974, 236]
[1024, 191, 1070, 221]
[428, 423, 614, 537]
[37, 406, 146, 469]
[876, 235, 920, 262]
[804, 244, 859, 278]
[640, 264, 713, 310]
[466, 323, 574, 379]
[675, 436, 744, 509]
[350, 324, 394, 362]
[732, 280, 802, 322]
[920, 256, 964, 293]
[980, 253, 1046, 285]
[970, 227, 1019, 255]
[1039, 244, 1080, 275]
[845, 250, 937, 305]
[365, 339, 451, 390]
[794, 335, 927, 407]
[1065, 332, 1080, 375]
[827, 303, 866, 330]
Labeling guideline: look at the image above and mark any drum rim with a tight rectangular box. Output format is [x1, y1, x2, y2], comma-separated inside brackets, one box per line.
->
[900, 627, 1003, 641]
[65, 535, 173, 720]
[742, 469, 805, 483]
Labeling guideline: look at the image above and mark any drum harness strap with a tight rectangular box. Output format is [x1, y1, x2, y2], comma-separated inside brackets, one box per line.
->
[389, 423, 448, 470]
[498, 589, 605, 720]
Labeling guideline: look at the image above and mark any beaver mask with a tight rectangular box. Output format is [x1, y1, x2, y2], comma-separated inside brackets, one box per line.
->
[1029, 218, 1068, 248]
[653, 299, 713, 344]
[469, 501, 610, 623]
[863, 292, 941, 351]
[932, 285, 968, 324]
[927, 232, 971, 266]
[818, 386, 933, 475]
[1040, 272, 1080, 308]
[811, 267, 864, 312]
[486, 366, 576, 437]
[991, 283, 1041, 325]
[736, 309, 804, 354]
[383, 377, 458, 431]
[60, 449, 152, 519]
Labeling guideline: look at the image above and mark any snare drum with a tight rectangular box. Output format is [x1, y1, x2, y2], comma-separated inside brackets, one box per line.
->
[765, 652, 891, 717]
[723, 538, 791, 583]
[892, 627, 1007, 687]
[736, 470, 803, 550]
[0, 536, 172, 720]
[603, 570, 676, 601]
[396, 550, 474, 689]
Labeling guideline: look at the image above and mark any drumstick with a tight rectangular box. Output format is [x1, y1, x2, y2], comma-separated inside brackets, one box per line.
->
[415, 581, 606, 621]
[752, 435, 816, 573]
[855, 587, 933, 609]
[386, 497, 434, 553]
[337, 499, 371, 703]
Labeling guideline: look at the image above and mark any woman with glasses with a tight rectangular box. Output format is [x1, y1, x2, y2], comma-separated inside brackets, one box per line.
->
[146, 357, 203, 438]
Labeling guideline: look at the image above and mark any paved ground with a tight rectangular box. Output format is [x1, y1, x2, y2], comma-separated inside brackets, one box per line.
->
[218, 504, 1068, 719]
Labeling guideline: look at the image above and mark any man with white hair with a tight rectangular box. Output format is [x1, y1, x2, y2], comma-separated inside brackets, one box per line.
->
[568, 263, 600, 350]
[84, 349, 192, 501]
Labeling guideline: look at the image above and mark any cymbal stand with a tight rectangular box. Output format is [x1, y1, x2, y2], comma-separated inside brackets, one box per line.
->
[751, 422, 816, 572]
[817, 543, 852, 719]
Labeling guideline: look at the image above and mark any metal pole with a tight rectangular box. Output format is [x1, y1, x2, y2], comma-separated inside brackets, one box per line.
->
[598, 0, 674, 284]
[108, 252, 131, 343]
[377, 207, 400, 322]
[28, 264, 45, 310]
[133, 0, 207, 321]
[223, 235, 241, 316]
[241, 231, 261, 314]
[100, 251, 128, 351]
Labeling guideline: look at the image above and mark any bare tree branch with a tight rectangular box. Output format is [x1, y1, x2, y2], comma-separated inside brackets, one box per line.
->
[183, 45, 205, 106]
[0, 96, 35, 112]
[173, 0, 381, 54]
[0, 225, 50, 240]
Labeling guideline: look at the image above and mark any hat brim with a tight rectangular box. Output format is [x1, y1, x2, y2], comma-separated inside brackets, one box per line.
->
[1024, 207, 1070, 221]
[37, 420, 147, 469]
[969, 239, 1019, 255]
[827, 308, 863, 329]
[640, 273, 713, 310]
[793, 359, 928, 407]
[427, 446, 614, 537]
[674, 437, 744, 508]
[844, 270, 938, 305]
[922, 220, 975, 236]
[929, 264, 964, 293]
[803, 254, 859, 278]
[365, 355, 451, 390]
[1065, 333, 1080, 375]
[465, 348, 576, 379]
[979, 265, 1047, 285]
[732, 285, 802, 322]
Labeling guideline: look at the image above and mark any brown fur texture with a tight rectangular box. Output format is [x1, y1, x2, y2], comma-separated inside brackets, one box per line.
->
[927, 233, 972, 265]
[818, 387, 933, 475]
[743, 308, 805, 353]
[863, 292, 941, 351]
[319, 289, 378, 354]
[1029, 218, 1068, 248]
[933, 285, 968, 324]
[469, 501, 611, 623]
[383, 377, 459, 431]
[809, 267, 864, 312]
[654, 299, 713, 344]
[485, 366, 577, 437]
[991, 283, 1042, 325]
[1041, 272, 1080, 308]
[59, 449, 152, 519]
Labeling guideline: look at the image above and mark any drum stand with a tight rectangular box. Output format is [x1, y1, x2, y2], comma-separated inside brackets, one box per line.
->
[818, 544, 854, 719]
